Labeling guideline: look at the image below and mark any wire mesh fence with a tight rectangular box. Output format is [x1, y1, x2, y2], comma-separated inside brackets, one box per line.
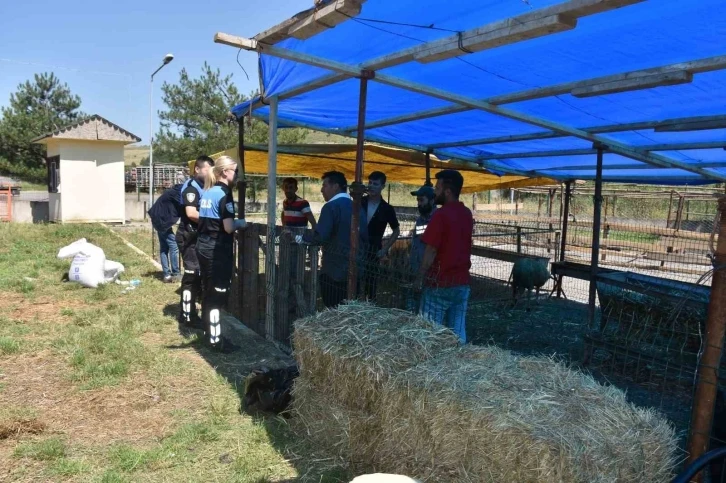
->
[227, 192, 722, 463]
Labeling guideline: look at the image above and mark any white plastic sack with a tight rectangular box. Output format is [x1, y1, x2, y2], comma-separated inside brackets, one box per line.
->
[58, 238, 125, 288]
[103, 260, 125, 284]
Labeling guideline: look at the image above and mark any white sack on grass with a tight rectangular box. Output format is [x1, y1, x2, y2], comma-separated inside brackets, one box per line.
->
[58, 238, 125, 288]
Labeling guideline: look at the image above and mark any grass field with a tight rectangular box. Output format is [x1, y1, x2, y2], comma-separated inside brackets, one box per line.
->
[0, 223, 347, 482]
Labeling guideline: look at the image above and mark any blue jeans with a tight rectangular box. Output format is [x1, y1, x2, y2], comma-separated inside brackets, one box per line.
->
[420, 285, 470, 343]
[157, 228, 180, 278]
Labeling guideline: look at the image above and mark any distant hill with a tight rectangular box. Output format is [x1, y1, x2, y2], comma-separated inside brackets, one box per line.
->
[304, 130, 351, 144]
[124, 145, 149, 166]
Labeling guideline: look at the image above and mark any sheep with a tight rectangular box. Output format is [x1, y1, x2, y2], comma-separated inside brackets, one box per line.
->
[510, 258, 551, 307]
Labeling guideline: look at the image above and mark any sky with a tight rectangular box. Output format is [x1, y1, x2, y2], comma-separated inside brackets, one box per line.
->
[0, 0, 311, 144]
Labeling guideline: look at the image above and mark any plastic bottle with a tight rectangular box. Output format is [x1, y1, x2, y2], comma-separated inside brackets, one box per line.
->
[130, 279, 141, 287]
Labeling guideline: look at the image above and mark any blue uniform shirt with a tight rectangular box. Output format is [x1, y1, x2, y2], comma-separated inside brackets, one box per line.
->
[198, 182, 235, 243]
[179, 178, 205, 230]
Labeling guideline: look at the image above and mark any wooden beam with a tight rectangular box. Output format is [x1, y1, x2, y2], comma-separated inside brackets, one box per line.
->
[655, 115, 726, 132]
[536, 160, 726, 172]
[428, 115, 726, 149]
[410, 0, 643, 63]
[345, 56, 726, 133]
[288, 0, 365, 40]
[476, 141, 726, 161]
[250, 0, 364, 45]
[570, 71, 693, 98]
[415, 14, 577, 64]
[216, 40, 726, 181]
[214, 32, 257, 50]
[226, 0, 646, 116]
[249, 110, 536, 177]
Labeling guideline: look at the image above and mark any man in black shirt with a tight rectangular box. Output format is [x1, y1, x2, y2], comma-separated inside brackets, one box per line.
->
[361, 171, 400, 301]
[176, 155, 213, 328]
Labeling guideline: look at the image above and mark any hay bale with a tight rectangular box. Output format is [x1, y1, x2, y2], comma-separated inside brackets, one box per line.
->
[292, 305, 677, 482]
[293, 302, 459, 412]
[291, 377, 380, 473]
[376, 345, 678, 482]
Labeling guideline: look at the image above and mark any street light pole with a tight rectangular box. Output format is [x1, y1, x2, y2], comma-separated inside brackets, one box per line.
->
[148, 53, 174, 259]
[149, 53, 174, 209]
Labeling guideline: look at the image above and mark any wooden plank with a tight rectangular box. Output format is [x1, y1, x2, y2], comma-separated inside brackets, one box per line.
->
[308, 246, 319, 312]
[288, 0, 364, 40]
[276, 236, 291, 344]
[294, 242, 307, 316]
[655, 115, 726, 132]
[242, 224, 261, 334]
[571, 71, 693, 98]
[474, 212, 720, 242]
[471, 245, 550, 264]
[415, 14, 577, 64]
[410, 0, 641, 64]
[214, 32, 257, 50]
[643, 251, 712, 265]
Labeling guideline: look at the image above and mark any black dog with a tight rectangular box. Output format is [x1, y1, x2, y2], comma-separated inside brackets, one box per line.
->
[243, 365, 299, 416]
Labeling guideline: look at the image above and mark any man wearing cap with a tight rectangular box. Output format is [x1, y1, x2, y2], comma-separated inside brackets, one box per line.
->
[414, 169, 473, 343]
[406, 184, 436, 313]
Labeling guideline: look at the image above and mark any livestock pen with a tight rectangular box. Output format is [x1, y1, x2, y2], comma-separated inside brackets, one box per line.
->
[210, 0, 726, 478]
[225, 190, 723, 456]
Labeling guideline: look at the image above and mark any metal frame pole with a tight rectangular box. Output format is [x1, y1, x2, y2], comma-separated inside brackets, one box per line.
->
[588, 144, 605, 329]
[238, 117, 247, 217]
[687, 196, 726, 470]
[347, 71, 373, 300]
[265, 96, 279, 341]
[234, 118, 246, 321]
[556, 181, 572, 298]
[425, 150, 432, 187]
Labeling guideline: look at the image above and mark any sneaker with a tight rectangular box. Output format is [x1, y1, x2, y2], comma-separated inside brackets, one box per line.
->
[163, 275, 173, 283]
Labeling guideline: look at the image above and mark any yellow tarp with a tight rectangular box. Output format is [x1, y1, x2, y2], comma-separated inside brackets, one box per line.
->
[189, 144, 555, 193]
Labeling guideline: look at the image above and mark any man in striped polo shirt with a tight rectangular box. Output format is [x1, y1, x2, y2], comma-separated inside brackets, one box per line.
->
[281, 178, 317, 229]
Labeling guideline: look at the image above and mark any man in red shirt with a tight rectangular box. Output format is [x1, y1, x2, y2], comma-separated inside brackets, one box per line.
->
[414, 169, 473, 343]
[281, 178, 317, 230]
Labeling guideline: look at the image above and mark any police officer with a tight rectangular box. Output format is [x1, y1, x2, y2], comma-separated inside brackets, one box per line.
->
[197, 155, 247, 352]
[176, 155, 214, 329]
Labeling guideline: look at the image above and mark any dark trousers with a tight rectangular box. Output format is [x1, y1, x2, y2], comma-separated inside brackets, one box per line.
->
[320, 273, 347, 308]
[362, 249, 380, 301]
[176, 229, 201, 324]
[197, 236, 233, 346]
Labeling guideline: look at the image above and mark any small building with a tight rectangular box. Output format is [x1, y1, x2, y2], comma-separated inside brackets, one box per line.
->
[31, 115, 140, 224]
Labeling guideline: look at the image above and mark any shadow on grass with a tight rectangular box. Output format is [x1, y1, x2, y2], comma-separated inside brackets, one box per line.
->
[161, 302, 350, 482]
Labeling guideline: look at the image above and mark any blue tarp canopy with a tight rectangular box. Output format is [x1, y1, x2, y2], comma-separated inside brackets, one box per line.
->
[229, 0, 726, 185]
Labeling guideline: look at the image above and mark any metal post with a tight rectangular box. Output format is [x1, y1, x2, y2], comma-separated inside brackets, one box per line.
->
[347, 71, 373, 300]
[238, 117, 247, 217]
[387, 184, 391, 203]
[424, 150, 432, 187]
[516, 227, 522, 254]
[588, 145, 605, 329]
[302, 178, 306, 199]
[265, 96, 279, 341]
[234, 117, 246, 321]
[557, 181, 573, 298]
[547, 188, 555, 253]
[666, 190, 674, 227]
[149, 76, 154, 213]
[687, 196, 726, 470]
